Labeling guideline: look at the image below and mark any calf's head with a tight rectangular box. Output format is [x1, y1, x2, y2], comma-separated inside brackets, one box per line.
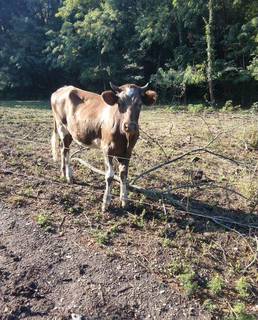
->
[102, 82, 157, 134]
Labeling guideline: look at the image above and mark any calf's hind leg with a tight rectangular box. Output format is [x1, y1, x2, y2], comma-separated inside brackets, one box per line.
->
[58, 125, 73, 183]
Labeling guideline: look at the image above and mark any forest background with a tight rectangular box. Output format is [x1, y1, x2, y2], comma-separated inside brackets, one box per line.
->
[0, 0, 257, 106]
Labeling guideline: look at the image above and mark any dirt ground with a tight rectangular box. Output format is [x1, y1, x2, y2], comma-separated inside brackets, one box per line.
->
[0, 204, 209, 320]
[0, 101, 257, 319]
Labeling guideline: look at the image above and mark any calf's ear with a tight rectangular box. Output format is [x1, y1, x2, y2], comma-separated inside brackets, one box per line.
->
[142, 90, 157, 106]
[101, 90, 118, 106]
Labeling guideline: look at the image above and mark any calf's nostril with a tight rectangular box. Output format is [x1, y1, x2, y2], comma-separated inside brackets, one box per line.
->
[123, 122, 138, 133]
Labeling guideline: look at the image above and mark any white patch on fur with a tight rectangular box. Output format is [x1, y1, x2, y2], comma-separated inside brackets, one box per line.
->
[102, 156, 114, 211]
[65, 152, 72, 183]
[57, 125, 69, 140]
[126, 87, 135, 97]
[51, 130, 59, 162]
[120, 182, 127, 206]
[73, 137, 101, 149]
[117, 87, 136, 100]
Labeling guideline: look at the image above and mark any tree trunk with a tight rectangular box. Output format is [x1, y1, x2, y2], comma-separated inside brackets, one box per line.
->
[205, 0, 215, 106]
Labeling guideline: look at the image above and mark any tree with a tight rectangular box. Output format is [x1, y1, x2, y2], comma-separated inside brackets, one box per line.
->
[205, 0, 215, 106]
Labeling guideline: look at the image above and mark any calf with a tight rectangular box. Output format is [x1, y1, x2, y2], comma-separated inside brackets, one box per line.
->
[51, 82, 157, 211]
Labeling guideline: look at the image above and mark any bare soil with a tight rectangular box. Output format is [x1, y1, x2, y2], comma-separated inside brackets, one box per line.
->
[0, 101, 257, 320]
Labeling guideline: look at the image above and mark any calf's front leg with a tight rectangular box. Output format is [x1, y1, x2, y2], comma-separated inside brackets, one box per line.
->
[118, 159, 129, 208]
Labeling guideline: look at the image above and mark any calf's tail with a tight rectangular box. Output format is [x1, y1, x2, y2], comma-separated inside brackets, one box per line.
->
[51, 120, 59, 162]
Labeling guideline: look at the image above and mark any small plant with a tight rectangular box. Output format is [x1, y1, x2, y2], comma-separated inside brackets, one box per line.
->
[207, 274, 225, 295]
[94, 224, 122, 246]
[95, 231, 110, 245]
[178, 269, 199, 296]
[168, 260, 183, 276]
[203, 299, 217, 313]
[250, 101, 258, 113]
[131, 210, 146, 229]
[226, 302, 256, 320]
[235, 277, 250, 298]
[168, 261, 199, 296]
[162, 237, 172, 248]
[66, 205, 83, 215]
[22, 186, 34, 197]
[35, 213, 53, 232]
[222, 100, 234, 112]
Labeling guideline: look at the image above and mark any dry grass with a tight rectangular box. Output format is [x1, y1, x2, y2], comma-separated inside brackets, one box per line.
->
[0, 101, 258, 319]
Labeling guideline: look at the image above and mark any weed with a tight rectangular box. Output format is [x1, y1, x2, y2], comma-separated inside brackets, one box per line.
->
[131, 210, 146, 229]
[35, 213, 53, 232]
[178, 269, 199, 296]
[95, 231, 110, 245]
[94, 223, 122, 246]
[109, 224, 121, 236]
[226, 303, 256, 320]
[222, 100, 234, 112]
[22, 186, 34, 197]
[208, 274, 225, 295]
[168, 260, 183, 276]
[250, 101, 258, 113]
[187, 104, 207, 113]
[161, 237, 173, 248]
[66, 205, 83, 215]
[235, 277, 251, 298]
[203, 299, 217, 312]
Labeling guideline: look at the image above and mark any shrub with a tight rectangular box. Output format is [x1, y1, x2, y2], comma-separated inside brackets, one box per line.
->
[187, 103, 207, 113]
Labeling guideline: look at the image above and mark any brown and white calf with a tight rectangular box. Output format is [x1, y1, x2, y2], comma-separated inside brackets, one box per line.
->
[51, 82, 157, 211]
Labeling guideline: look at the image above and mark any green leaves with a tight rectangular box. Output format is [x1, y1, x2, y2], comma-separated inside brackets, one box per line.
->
[0, 0, 257, 103]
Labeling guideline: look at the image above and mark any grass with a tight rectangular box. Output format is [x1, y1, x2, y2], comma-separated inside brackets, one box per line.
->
[177, 269, 199, 296]
[0, 100, 50, 109]
[93, 223, 122, 245]
[208, 274, 225, 295]
[35, 213, 53, 232]
[226, 303, 256, 320]
[0, 101, 258, 319]
[235, 277, 251, 298]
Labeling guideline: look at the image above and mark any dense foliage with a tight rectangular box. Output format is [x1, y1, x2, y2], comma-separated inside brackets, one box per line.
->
[0, 0, 257, 105]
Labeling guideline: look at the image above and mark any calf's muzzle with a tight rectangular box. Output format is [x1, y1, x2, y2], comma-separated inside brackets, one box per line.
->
[123, 122, 138, 134]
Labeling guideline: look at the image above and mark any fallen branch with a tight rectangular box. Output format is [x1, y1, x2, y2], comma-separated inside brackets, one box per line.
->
[71, 157, 120, 181]
[71, 158, 258, 230]
[131, 147, 243, 184]
[242, 236, 258, 272]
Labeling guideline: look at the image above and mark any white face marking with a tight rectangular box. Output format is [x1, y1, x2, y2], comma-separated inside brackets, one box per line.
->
[117, 87, 136, 100]
[126, 87, 135, 98]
